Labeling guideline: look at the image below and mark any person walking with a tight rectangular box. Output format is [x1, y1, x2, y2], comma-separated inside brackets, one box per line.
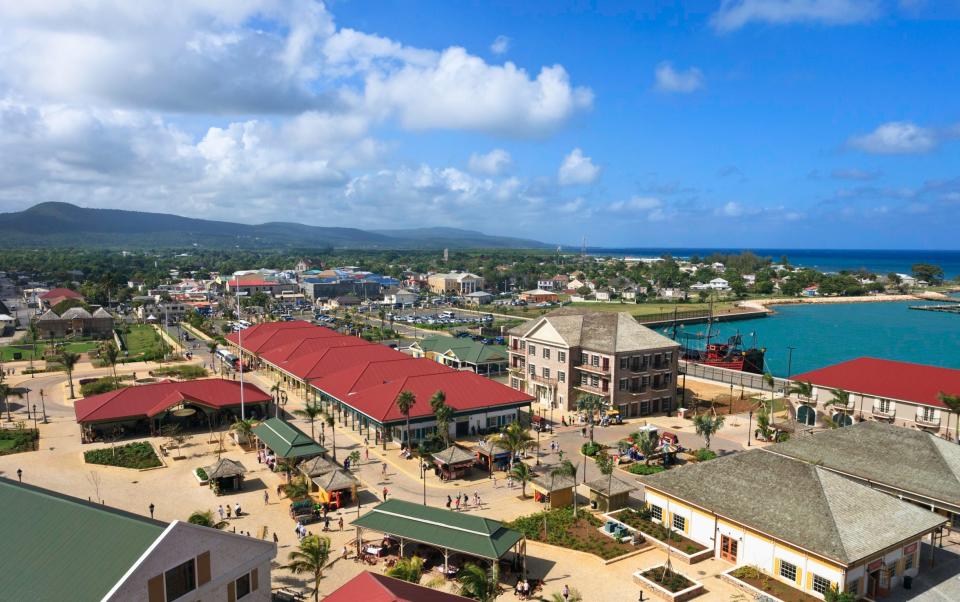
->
[341, 545, 349, 560]
[382, 487, 388, 501]
[338, 515, 344, 532]
[217, 505, 225, 521]
[225, 504, 232, 519]
[454, 495, 461, 511]
[234, 503, 241, 517]
[365, 447, 369, 461]
[446, 495, 452, 509]
[381, 462, 388, 479]
[562, 584, 570, 601]
[474, 491, 481, 507]
[263, 490, 269, 505]
[323, 515, 330, 532]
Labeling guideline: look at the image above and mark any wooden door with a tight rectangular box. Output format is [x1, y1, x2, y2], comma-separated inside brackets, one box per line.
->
[720, 535, 738, 563]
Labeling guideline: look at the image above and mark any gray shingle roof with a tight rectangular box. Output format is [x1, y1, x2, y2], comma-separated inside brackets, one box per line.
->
[36, 309, 60, 321]
[432, 445, 477, 466]
[300, 456, 338, 477]
[640, 450, 946, 565]
[585, 475, 635, 496]
[204, 458, 247, 479]
[767, 421, 960, 509]
[60, 307, 92, 319]
[531, 470, 576, 492]
[92, 307, 112, 318]
[312, 469, 358, 493]
[510, 309, 679, 353]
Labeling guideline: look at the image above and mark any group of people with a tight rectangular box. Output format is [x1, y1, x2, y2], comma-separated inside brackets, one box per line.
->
[257, 448, 279, 471]
[445, 491, 481, 511]
[216, 503, 242, 520]
[514, 579, 533, 599]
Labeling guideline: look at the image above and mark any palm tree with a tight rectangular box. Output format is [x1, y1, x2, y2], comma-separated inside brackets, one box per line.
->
[187, 509, 227, 529]
[60, 350, 81, 399]
[102, 342, 120, 383]
[231, 418, 256, 447]
[285, 534, 332, 602]
[596, 448, 615, 504]
[788, 380, 814, 404]
[27, 321, 38, 373]
[386, 555, 425, 583]
[938, 392, 960, 442]
[270, 382, 283, 417]
[762, 371, 776, 414]
[0, 378, 24, 422]
[395, 390, 416, 451]
[496, 421, 537, 467]
[429, 390, 447, 413]
[576, 394, 605, 443]
[692, 413, 725, 449]
[824, 389, 851, 427]
[637, 433, 657, 467]
[323, 411, 337, 461]
[457, 562, 500, 602]
[435, 404, 454, 446]
[283, 476, 310, 500]
[551, 459, 578, 517]
[510, 462, 532, 498]
[293, 401, 323, 441]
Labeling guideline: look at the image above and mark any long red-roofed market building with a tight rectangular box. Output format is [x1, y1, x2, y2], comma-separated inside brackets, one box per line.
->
[790, 357, 960, 435]
[226, 321, 533, 447]
[74, 379, 272, 443]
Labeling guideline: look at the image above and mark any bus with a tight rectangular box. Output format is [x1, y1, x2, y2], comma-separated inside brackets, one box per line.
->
[216, 349, 240, 369]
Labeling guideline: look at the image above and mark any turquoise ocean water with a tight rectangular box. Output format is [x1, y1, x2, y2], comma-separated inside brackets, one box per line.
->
[663, 300, 960, 377]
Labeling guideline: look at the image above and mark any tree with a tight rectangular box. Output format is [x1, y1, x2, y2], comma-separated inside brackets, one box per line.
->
[637, 433, 657, 467]
[386, 555, 425, 583]
[348, 450, 361, 469]
[823, 584, 857, 602]
[285, 534, 332, 602]
[595, 448, 615, 503]
[102, 342, 120, 382]
[551, 459, 579, 517]
[510, 462, 532, 498]
[550, 588, 583, 602]
[323, 411, 337, 461]
[27, 321, 38, 373]
[576, 394, 605, 443]
[824, 389, 851, 427]
[187, 510, 227, 529]
[911, 263, 944, 285]
[788, 380, 813, 404]
[938, 392, 960, 443]
[0, 376, 24, 422]
[430, 390, 453, 445]
[61, 350, 81, 399]
[270, 382, 283, 416]
[457, 562, 500, 602]
[395, 390, 416, 450]
[283, 476, 310, 500]
[231, 418, 256, 447]
[496, 421, 537, 466]
[293, 401, 323, 441]
[692, 413, 725, 449]
[163, 424, 188, 459]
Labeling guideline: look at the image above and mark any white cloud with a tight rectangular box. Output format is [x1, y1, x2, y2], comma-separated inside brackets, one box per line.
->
[559, 198, 586, 214]
[608, 196, 666, 220]
[711, 0, 879, 32]
[718, 201, 745, 217]
[468, 149, 512, 176]
[490, 35, 510, 55]
[558, 148, 600, 186]
[654, 62, 704, 93]
[848, 121, 938, 154]
[830, 167, 880, 180]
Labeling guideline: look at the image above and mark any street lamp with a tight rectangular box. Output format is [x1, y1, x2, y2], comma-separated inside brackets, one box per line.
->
[39, 389, 46, 423]
[32, 405, 37, 431]
[786, 346, 796, 379]
[747, 411, 752, 447]
[419, 460, 427, 506]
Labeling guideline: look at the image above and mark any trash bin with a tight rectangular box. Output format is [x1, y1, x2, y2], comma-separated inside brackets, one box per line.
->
[903, 575, 913, 589]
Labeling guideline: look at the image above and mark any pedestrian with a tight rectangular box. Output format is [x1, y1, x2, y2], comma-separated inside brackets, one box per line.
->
[382, 487, 388, 501]
[446, 495, 452, 509]
[382, 462, 387, 479]
[558, 449, 564, 461]
[474, 491, 481, 507]
[462, 492, 468, 510]
[217, 505, 224, 521]
[492, 473, 497, 488]
[273, 532, 279, 544]
[365, 447, 369, 461]
[338, 515, 344, 531]
[562, 584, 570, 601]
[225, 504, 232, 519]
[341, 545, 349, 560]
[455, 496, 461, 511]
[234, 502, 241, 517]
[323, 515, 330, 531]
[581, 426, 586, 438]
[276, 484, 283, 498]
[263, 490, 269, 505]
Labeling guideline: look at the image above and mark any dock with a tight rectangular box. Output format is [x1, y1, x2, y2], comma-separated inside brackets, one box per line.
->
[908, 304, 960, 314]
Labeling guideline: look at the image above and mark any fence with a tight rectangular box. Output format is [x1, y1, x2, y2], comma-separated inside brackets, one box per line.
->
[680, 361, 789, 393]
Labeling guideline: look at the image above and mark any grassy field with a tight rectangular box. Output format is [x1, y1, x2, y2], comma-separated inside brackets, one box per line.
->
[122, 325, 164, 358]
[0, 340, 100, 361]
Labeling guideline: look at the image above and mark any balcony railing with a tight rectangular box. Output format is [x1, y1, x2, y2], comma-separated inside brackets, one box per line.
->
[871, 405, 896, 418]
[528, 374, 559, 387]
[575, 382, 609, 395]
[916, 413, 941, 428]
[576, 362, 610, 375]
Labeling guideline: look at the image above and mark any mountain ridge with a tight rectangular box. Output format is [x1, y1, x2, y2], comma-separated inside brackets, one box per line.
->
[0, 203, 549, 250]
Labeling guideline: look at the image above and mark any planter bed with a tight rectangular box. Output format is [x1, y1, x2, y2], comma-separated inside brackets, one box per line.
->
[0, 428, 39, 455]
[194, 467, 209, 485]
[506, 507, 638, 560]
[723, 567, 820, 602]
[634, 565, 704, 602]
[84, 442, 163, 469]
[608, 509, 711, 563]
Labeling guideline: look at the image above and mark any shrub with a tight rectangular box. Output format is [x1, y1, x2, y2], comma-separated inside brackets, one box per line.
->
[0, 428, 39, 455]
[80, 377, 128, 397]
[150, 365, 208, 380]
[694, 448, 717, 462]
[581, 441, 603, 456]
[85, 442, 162, 469]
[627, 463, 665, 475]
[641, 567, 694, 593]
[196, 467, 208, 480]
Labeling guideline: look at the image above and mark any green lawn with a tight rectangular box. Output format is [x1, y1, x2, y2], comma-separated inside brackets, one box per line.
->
[122, 325, 164, 358]
[0, 340, 99, 361]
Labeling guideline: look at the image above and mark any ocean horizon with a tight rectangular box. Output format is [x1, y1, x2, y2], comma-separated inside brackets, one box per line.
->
[583, 247, 960, 279]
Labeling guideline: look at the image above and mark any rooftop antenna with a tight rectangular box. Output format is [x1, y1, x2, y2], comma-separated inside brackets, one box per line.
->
[580, 236, 587, 259]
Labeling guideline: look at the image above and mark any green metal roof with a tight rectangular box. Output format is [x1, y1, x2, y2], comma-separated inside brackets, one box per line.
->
[414, 336, 508, 365]
[351, 499, 522, 560]
[252, 417, 326, 459]
[0, 477, 166, 601]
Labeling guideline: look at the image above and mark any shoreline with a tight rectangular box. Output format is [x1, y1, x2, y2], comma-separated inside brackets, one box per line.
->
[738, 293, 931, 314]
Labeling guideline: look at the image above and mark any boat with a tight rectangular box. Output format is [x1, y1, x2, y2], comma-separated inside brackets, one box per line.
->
[669, 302, 766, 373]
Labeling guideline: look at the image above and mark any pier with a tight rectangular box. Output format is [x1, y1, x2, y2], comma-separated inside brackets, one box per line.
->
[909, 304, 960, 314]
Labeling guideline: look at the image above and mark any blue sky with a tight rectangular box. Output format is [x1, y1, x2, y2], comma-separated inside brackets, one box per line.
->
[1, 1, 958, 248]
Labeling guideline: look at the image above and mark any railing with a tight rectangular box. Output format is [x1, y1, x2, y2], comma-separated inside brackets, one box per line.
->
[871, 405, 896, 418]
[680, 361, 789, 392]
[576, 362, 610, 375]
[528, 373, 558, 386]
[575, 382, 608, 395]
[916, 414, 941, 427]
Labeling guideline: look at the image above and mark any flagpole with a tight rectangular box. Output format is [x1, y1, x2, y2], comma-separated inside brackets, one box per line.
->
[235, 274, 245, 420]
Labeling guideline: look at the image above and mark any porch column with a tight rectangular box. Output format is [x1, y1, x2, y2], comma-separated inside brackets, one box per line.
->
[443, 548, 449, 573]
[400, 538, 405, 556]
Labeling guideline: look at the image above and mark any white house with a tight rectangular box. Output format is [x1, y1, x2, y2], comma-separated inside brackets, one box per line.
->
[383, 288, 418, 306]
[709, 278, 730, 290]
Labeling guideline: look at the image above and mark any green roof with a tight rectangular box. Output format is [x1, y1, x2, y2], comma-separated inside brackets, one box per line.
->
[252, 417, 326, 459]
[415, 336, 508, 366]
[351, 499, 522, 560]
[0, 477, 166, 601]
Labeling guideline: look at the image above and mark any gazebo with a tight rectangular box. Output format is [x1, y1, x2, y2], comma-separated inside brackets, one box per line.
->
[204, 458, 247, 494]
[299, 456, 338, 479]
[530, 471, 576, 509]
[312, 470, 359, 507]
[351, 499, 525, 576]
[431, 445, 476, 481]
[474, 440, 512, 473]
[252, 417, 326, 464]
[585, 476, 635, 512]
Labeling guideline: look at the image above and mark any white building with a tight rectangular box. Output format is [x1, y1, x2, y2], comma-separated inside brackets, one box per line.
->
[383, 288, 418, 306]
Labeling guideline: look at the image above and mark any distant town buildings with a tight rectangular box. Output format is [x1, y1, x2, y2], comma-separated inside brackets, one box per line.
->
[35, 306, 114, 338]
[427, 272, 484, 295]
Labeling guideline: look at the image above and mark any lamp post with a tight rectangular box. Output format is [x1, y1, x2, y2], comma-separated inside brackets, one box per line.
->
[32, 405, 37, 431]
[535, 408, 541, 466]
[419, 460, 427, 506]
[39, 389, 46, 424]
[786, 346, 795, 379]
[747, 411, 752, 447]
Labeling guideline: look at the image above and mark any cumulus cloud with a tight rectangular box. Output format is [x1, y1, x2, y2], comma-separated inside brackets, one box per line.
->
[558, 148, 600, 186]
[848, 121, 938, 154]
[654, 62, 704, 93]
[490, 35, 510, 55]
[468, 149, 512, 176]
[711, 0, 880, 32]
[608, 197, 666, 221]
[830, 167, 881, 180]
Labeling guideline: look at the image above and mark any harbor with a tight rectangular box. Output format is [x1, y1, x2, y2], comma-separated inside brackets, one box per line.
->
[909, 303, 960, 314]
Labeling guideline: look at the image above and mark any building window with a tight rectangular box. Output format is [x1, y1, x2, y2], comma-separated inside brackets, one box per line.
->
[164, 559, 197, 601]
[903, 553, 914, 571]
[649, 505, 663, 521]
[846, 580, 858, 596]
[878, 399, 894, 413]
[236, 573, 252, 599]
[543, 367, 550, 379]
[528, 344, 536, 356]
[528, 364, 536, 376]
[672, 514, 685, 532]
[591, 355, 599, 367]
[558, 351, 566, 363]
[510, 378, 520, 389]
[558, 371, 566, 383]
[779, 560, 797, 582]
[919, 407, 937, 422]
[620, 357, 627, 369]
[812, 574, 830, 595]
[619, 379, 627, 391]
[520, 341, 526, 350]
[543, 348, 550, 360]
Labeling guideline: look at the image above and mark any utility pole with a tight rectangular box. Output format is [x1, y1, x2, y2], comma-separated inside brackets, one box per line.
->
[235, 275, 245, 420]
[786, 346, 795, 378]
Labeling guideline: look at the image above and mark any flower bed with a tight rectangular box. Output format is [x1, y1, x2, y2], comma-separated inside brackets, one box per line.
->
[608, 509, 713, 564]
[581, 441, 604, 457]
[634, 565, 704, 602]
[626, 463, 665, 476]
[195, 467, 209, 485]
[84, 442, 162, 469]
[724, 566, 820, 602]
[506, 507, 637, 560]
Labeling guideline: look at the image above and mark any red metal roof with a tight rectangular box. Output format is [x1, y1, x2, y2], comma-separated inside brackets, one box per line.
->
[791, 357, 960, 409]
[337, 369, 535, 424]
[40, 287, 83, 300]
[310, 358, 452, 401]
[74, 379, 272, 423]
[324, 572, 470, 602]
[279, 345, 403, 381]
[260, 335, 370, 365]
[225, 279, 283, 287]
